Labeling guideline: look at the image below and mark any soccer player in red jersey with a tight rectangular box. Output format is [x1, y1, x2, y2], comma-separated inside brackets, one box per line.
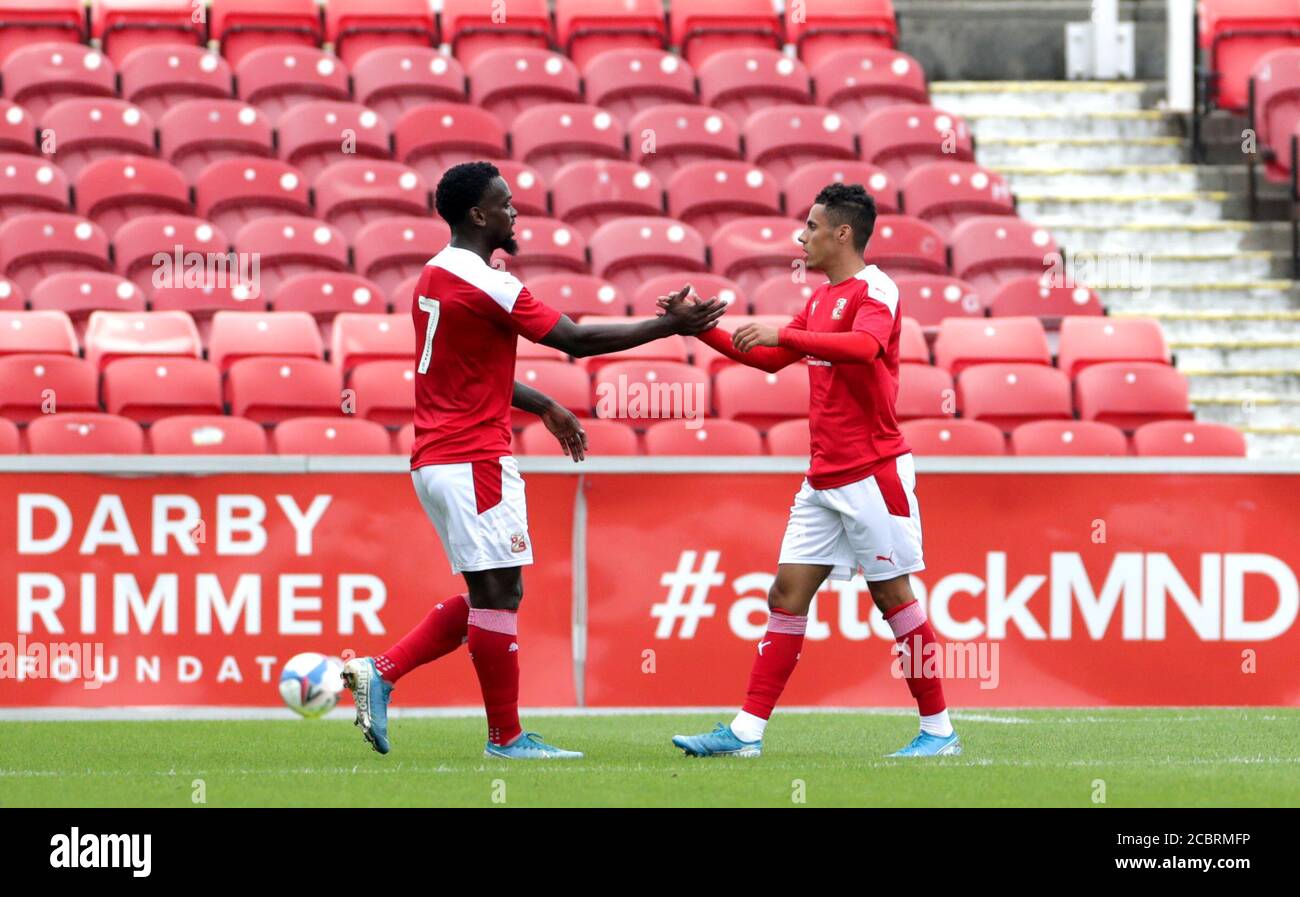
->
[342, 162, 726, 759]
[669, 183, 961, 758]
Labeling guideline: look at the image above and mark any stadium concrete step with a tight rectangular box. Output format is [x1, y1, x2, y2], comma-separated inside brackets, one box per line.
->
[974, 137, 1186, 168]
[930, 80, 1148, 115]
[999, 164, 1200, 195]
[1182, 368, 1300, 395]
[1241, 427, 1300, 457]
[1097, 282, 1300, 312]
[1126, 310, 1300, 341]
[1189, 395, 1300, 428]
[963, 111, 1180, 141]
[1048, 222, 1287, 255]
[1014, 193, 1229, 223]
[1052, 252, 1281, 284]
[1168, 339, 1300, 370]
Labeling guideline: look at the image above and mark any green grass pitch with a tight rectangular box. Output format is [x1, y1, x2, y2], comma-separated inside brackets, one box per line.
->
[2, 709, 1297, 807]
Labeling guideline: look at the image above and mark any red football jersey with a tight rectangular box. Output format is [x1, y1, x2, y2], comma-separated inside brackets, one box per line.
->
[409, 245, 562, 469]
[790, 265, 910, 489]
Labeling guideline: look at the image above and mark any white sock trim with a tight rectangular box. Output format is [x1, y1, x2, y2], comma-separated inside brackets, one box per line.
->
[919, 709, 953, 738]
[730, 710, 767, 743]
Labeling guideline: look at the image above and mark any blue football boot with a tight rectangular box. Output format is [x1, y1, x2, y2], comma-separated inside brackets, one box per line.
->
[341, 657, 393, 755]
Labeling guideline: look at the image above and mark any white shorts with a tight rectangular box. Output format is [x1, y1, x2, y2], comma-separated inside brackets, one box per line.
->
[411, 455, 534, 575]
[778, 453, 924, 582]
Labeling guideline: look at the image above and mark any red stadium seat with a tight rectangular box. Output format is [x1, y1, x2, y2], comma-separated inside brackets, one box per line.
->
[1132, 420, 1248, 457]
[277, 102, 391, 181]
[582, 49, 695, 125]
[671, 0, 781, 68]
[469, 48, 583, 131]
[512, 103, 628, 181]
[392, 103, 507, 184]
[627, 105, 742, 182]
[91, 0, 203, 66]
[589, 217, 708, 295]
[749, 275, 819, 317]
[102, 355, 223, 423]
[896, 362, 954, 420]
[271, 272, 388, 321]
[1250, 48, 1300, 182]
[557, 0, 667, 69]
[899, 316, 931, 364]
[347, 359, 415, 427]
[714, 363, 810, 429]
[151, 283, 266, 333]
[893, 274, 983, 334]
[520, 417, 640, 455]
[313, 160, 429, 241]
[0, 213, 112, 293]
[552, 159, 664, 238]
[0, 100, 36, 155]
[0, 2, 84, 68]
[3, 44, 116, 121]
[1074, 362, 1193, 431]
[860, 104, 974, 183]
[225, 356, 343, 423]
[1010, 420, 1129, 456]
[989, 276, 1104, 330]
[1057, 317, 1171, 378]
[901, 418, 1005, 456]
[353, 217, 451, 296]
[351, 47, 466, 128]
[489, 213, 592, 282]
[493, 161, 550, 217]
[148, 414, 269, 454]
[0, 275, 20, 310]
[784, 160, 899, 219]
[326, 0, 436, 68]
[957, 362, 1072, 432]
[901, 162, 1016, 241]
[0, 415, 16, 451]
[644, 418, 763, 454]
[442, 0, 552, 68]
[120, 46, 234, 125]
[207, 309, 322, 371]
[572, 314, 688, 373]
[788, 0, 898, 68]
[235, 46, 350, 126]
[159, 99, 275, 183]
[330, 312, 415, 372]
[632, 272, 744, 316]
[592, 359, 709, 425]
[933, 316, 1051, 376]
[272, 416, 392, 454]
[29, 271, 146, 329]
[209, 0, 323, 68]
[765, 417, 809, 454]
[865, 214, 947, 276]
[113, 215, 230, 296]
[26, 411, 144, 454]
[698, 49, 812, 123]
[0, 152, 68, 222]
[709, 216, 805, 294]
[950, 216, 1058, 300]
[665, 161, 781, 231]
[514, 358, 591, 428]
[0, 309, 78, 357]
[392, 422, 414, 454]
[233, 216, 349, 297]
[743, 105, 856, 181]
[811, 47, 927, 130]
[40, 98, 156, 181]
[0, 353, 98, 422]
[75, 156, 191, 238]
[1200, 0, 1300, 113]
[194, 157, 311, 239]
[83, 309, 201, 369]
[531, 273, 627, 317]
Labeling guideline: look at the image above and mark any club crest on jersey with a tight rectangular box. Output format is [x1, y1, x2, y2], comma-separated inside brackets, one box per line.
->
[831, 297, 848, 320]
[510, 532, 528, 553]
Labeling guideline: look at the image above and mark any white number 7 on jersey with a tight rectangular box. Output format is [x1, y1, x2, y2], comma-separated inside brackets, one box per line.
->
[417, 296, 440, 374]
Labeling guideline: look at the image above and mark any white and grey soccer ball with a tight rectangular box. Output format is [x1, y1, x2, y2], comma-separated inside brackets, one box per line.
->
[278, 653, 345, 718]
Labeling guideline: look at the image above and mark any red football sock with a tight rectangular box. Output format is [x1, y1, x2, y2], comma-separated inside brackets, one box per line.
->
[374, 594, 469, 684]
[467, 607, 522, 746]
[740, 608, 807, 720]
[884, 599, 948, 716]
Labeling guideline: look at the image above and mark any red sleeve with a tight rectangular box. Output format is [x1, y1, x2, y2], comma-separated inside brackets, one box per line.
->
[851, 281, 896, 348]
[508, 286, 563, 342]
[776, 328, 880, 363]
[698, 326, 803, 373]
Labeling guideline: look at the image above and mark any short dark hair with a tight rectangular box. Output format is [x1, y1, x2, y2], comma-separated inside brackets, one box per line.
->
[813, 182, 877, 252]
[435, 161, 502, 226]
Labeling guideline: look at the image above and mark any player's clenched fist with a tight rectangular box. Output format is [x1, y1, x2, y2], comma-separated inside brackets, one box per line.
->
[732, 323, 780, 352]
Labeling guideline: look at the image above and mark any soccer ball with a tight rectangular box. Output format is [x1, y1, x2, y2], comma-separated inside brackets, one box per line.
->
[278, 653, 345, 718]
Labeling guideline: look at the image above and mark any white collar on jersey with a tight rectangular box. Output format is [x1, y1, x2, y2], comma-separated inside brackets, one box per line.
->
[429, 243, 525, 313]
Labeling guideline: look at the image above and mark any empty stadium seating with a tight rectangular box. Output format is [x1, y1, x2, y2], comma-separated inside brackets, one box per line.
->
[159, 100, 275, 182]
[194, 158, 312, 238]
[557, 0, 668, 69]
[900, 418, 1006, 455]
[25, 411, 144, 453]
[148, 414, 269, 454]
[811, 47, 927, 129]
[1132, 420, 1248, 457]
[957, 363, 1073, 432]
[0, 352, 97, 421]
[1010, 420, 1130, 456]
[101, 356, 223, 423]
[469, 48, 583, 130]
[209, 0, 323, 68]
[520, 417, 639, 455]
[1074, 362, 1194, 431]
[235, 46, 351, 126]
[643, 418, 764, 455]
[351, 47, 466, 127]
[582, 48, 696, 124]
[788, 0, 899, 68]
[91, 0, 204, 66]
[272, 416, 392, 454]
[326, 0, 436, 67]
[4, 43, 116, 120]
[553, 159, 664, 237]
[119, 47, 235, 124]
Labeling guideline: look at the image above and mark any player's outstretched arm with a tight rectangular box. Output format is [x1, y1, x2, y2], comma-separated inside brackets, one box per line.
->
[538, 286, 726, 358]
[734, 323, 882, 366]
[513, 381, 588, 462]
[659, 289, 803, 374]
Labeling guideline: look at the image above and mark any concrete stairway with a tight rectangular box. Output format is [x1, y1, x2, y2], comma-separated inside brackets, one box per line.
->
[931, 81, 1300, 457]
